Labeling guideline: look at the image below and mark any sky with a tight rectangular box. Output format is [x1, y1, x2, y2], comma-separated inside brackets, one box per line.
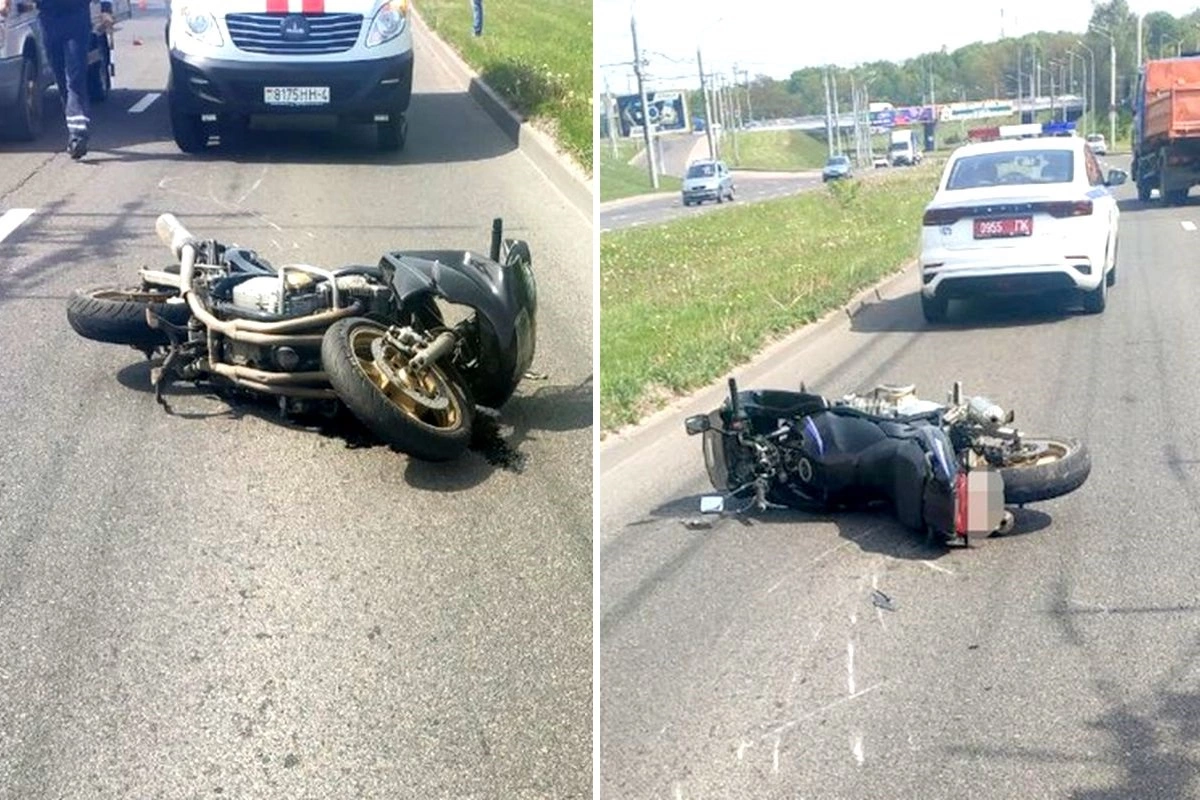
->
[596, 0, 1200, 93]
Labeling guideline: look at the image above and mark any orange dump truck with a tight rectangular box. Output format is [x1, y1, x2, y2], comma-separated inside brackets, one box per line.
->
[1132, 57, 1200, 204]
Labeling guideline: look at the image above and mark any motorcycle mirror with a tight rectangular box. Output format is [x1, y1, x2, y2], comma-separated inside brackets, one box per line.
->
[685, 414, 711, 435]
[700, 495, 725, 514]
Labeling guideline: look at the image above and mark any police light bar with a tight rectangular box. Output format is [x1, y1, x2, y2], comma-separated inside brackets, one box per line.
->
[1042, 120, 1077, 136]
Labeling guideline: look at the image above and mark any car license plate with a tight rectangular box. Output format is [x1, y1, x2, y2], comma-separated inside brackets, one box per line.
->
[974, 216, 1033, 239]
[263, 86, 330, 106]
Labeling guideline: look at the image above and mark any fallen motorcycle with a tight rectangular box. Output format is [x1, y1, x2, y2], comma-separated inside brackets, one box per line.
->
[684, 378, 1091, 545]
[67, 213, 538, 462]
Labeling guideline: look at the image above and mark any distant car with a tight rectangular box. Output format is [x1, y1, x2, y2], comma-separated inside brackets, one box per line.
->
[918, 135, 1126, 323]
[873, 155, 890, 169]
[1086, 133, 1108, 155]
[681, 159, 735, 205]
[822, 154, 853, 181]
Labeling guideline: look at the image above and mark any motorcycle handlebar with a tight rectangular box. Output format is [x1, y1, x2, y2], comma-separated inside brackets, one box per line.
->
[156, 213, 196, 258]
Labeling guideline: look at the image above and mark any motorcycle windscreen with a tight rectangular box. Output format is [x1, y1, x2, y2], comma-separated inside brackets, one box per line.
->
[701, 425, 730, 491]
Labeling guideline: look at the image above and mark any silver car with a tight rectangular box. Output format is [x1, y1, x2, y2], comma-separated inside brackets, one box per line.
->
[681, 159, 735, 206]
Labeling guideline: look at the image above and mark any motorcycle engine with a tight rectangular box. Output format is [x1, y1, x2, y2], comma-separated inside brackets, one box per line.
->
[226, 272, 392, 320]
[231, 275, 326, 318]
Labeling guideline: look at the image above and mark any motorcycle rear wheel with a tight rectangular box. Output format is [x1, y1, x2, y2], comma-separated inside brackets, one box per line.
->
[321, 317, 474, 462]
[996, 436, 1090, 505]
[66, 285, 191, 349]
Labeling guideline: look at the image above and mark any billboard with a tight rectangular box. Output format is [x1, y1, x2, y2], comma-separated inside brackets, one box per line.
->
[615, 91, 688, 136]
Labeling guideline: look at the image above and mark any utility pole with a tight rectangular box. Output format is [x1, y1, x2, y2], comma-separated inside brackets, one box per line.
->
[630, 15, 659, 188]
[604, 76, 619, 158]
[831, 67, 841, 154]
[824, 67, 834, 157]
[1109, 36, 1116, 149]
[697, 48, 716, 160]
[1137, 13, 1143, 67]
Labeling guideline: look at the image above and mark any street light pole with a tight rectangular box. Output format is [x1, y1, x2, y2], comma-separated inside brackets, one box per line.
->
[1076, 39, 1095, 138]
[630, 14, 659, 189]
[696, 47, 716, 160]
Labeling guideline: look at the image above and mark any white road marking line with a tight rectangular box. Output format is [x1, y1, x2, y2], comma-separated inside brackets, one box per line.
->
[0, 208, 35, 244]
[847, 640, 856, 695]
[767, 683, 884, 738]
[128, 92, 161, 113]
[852, 734, 865, 765]
[736, 740, 752, 761]
[921, 560, 954, 575]
[1183, 221, 1197, 231]
[772, 736, 780, 773]
[673, 783, 683, 800]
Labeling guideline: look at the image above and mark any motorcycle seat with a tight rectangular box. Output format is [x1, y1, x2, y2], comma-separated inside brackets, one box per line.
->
[736, 389, 828, 420]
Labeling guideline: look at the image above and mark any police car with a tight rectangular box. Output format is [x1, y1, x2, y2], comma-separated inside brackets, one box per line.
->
[919, 122, 1127, 322]
[166, 0, 413, 152]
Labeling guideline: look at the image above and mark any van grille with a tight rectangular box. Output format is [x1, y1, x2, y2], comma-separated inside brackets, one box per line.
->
[225, 13, 363, 55]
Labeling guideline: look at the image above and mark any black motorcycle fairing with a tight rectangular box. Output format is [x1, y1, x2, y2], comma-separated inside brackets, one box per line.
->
[731, 389, 830, 425]
[776, 408, 960, 535]
[378, 247, 537, 408]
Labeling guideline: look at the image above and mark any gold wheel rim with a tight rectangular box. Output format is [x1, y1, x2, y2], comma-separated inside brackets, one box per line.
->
[1008, 440, 1069, 467]
[349, 326, 462, 431]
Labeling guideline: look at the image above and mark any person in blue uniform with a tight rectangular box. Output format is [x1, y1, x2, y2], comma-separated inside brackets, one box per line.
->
[0, 0, 113, 158]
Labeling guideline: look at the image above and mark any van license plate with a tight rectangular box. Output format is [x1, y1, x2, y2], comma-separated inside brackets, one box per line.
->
[974, 217, 1033, 238]
[264, 87, 330, 106]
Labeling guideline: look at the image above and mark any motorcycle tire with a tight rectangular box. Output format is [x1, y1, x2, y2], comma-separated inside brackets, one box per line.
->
[321, 317, 474, 462]
[997, 436, 1091, 505]
[66, 285, 191, 349]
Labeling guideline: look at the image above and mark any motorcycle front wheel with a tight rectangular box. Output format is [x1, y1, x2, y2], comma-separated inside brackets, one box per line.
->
[321, 317, 474, 462]
[66, 285, 191, 349]
[996, 436, 1091, 505]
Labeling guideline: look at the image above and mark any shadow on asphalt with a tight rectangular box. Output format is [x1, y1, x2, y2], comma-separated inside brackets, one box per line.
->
[635, 492, 1057, 560]
[0, 86, 517, 166]
[112, 359, 589, 490]
[1116, 195, 1195, 212]
[850, 289, 1086, 335]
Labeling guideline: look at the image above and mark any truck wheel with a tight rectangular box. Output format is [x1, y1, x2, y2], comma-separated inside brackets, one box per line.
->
[377, 113, 407, 152]
[169, 92, 207, 153]
[1167, 188, 1189, 205]
[3, 54, 43, 141]
[87, 38, 111, 103]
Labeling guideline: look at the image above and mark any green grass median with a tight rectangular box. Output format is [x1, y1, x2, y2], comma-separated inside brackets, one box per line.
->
[600, 163, 942, 431]
[600, 139, 681, 202]
[415, 0, 591, 173]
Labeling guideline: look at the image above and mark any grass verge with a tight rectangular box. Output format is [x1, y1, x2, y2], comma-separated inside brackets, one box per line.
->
[600, 163, 942, 432]
[600, 138, 681, 202]
[719, 129, 833, 170]
[415, 0, 591, 173]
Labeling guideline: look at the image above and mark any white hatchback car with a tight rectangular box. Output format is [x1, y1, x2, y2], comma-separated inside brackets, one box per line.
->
[919, 136, 1126, 322]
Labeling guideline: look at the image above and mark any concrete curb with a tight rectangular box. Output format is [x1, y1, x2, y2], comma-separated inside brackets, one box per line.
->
[410, 7, 593, 220]
[599, 256, 920, 448]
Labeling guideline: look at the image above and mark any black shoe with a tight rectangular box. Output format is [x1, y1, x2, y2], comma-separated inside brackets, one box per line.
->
[67, 136, 88, 160]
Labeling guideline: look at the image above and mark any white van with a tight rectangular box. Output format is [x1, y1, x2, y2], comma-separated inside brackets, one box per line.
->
[0, 0, 129, 140]
[165, 0, 414, 152]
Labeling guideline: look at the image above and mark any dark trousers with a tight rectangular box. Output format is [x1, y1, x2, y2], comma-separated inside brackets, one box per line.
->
[40, 8, 92, 140]
[471, 0, 482, 34]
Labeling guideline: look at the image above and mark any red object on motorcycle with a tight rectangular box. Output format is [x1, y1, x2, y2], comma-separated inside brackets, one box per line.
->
[954, 472, 969, 539]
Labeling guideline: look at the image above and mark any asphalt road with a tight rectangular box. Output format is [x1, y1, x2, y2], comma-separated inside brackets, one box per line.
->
[599, 155, 1200, 798]
[599, 169, 826, 232]
[0, 8, 592, 798]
